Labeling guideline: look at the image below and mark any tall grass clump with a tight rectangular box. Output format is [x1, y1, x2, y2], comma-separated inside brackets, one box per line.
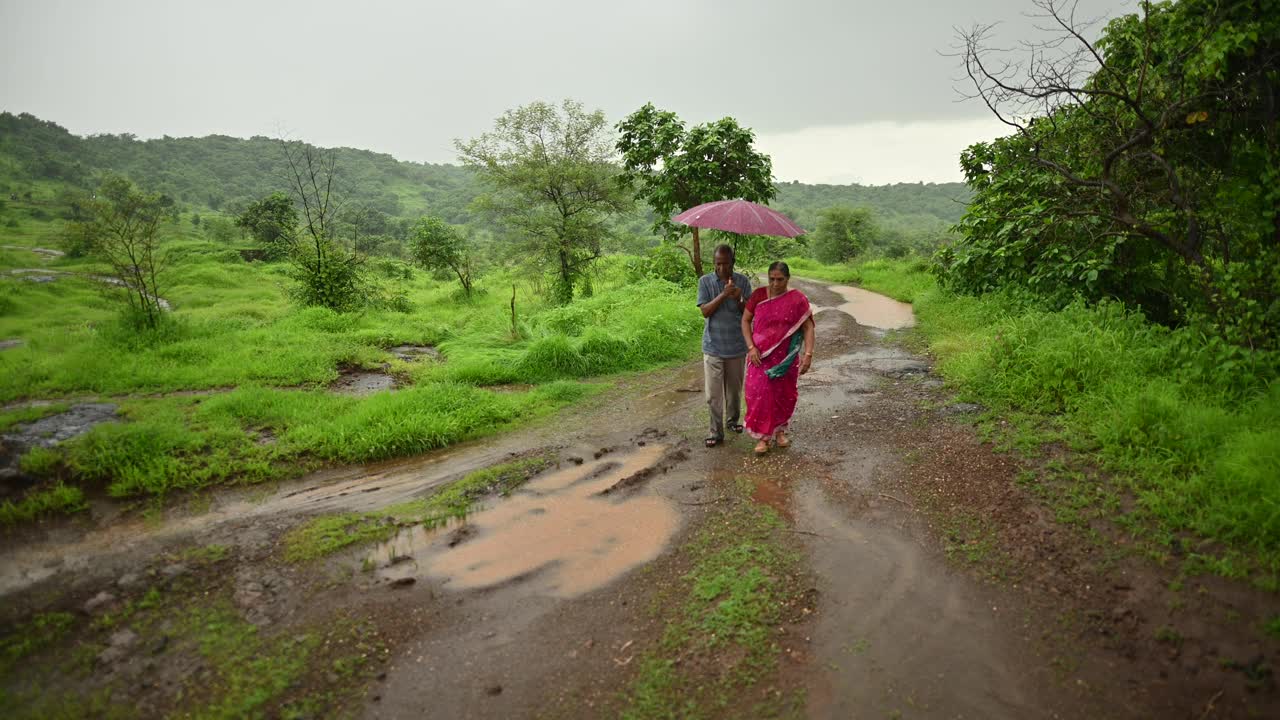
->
[904, 274, 1280, 576]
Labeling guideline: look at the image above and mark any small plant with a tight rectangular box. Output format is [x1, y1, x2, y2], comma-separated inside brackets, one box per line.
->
[18, 446, 61, 476]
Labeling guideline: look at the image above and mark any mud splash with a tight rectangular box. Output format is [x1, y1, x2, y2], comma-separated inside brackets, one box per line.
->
[822, 285, 915, 330]
[371, 444, 680, 598]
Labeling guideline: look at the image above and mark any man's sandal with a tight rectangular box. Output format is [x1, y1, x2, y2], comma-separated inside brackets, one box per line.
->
[727, 423, 745, 433]
[705, 436, 723, 448]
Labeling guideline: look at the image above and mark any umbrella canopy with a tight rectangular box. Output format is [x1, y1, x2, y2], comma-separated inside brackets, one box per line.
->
[672, 199, 807, 238]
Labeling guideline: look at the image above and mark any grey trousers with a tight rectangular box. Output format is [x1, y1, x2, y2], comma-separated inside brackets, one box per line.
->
[704, 354, 745, 438]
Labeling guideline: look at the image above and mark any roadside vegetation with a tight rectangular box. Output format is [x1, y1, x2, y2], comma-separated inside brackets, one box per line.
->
[620, 477, 806, 719]
[804, 254, 1278, 587]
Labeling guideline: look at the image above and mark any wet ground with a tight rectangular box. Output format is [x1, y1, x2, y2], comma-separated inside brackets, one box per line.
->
[2, 279, 1276, 718]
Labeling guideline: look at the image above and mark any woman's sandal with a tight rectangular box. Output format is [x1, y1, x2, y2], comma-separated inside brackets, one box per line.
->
[753, 440, 770, 456]
[705, 436, 722, 448]
[775, 433, 791, 448]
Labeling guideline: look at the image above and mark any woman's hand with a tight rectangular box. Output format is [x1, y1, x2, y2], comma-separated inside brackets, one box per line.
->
[747, 346, 762, 367]
[799, 354, 812, 375]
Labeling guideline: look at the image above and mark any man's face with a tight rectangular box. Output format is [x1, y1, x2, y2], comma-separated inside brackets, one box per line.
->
[713, 251, 733, 279]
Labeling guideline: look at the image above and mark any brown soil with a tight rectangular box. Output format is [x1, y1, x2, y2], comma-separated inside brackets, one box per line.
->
[1, 278, 1275, 719]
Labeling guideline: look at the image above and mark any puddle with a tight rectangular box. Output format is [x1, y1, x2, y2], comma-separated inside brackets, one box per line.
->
[1, 403, 119, 489]
[330, 370, 396, 395]
[370, 444, 680, 598]
[823, 285, 915, 330]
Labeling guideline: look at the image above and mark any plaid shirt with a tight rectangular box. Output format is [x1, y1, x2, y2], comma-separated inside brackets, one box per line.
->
[696, 271, 752, 358]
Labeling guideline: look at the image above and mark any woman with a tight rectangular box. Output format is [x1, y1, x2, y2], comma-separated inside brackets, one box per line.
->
[741, 261, 815, 455]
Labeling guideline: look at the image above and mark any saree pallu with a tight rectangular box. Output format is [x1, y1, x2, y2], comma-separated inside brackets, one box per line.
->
[745, 290, 812, 440]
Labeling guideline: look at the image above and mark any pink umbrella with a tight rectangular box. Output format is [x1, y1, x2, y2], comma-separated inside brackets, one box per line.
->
[672, 199, 807, 238]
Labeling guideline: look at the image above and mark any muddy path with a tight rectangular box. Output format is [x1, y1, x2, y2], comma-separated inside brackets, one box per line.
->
[2, 279, 1276, 719]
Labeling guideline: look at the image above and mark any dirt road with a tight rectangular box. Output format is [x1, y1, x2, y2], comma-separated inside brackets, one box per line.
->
[2, 279, 1275, 719]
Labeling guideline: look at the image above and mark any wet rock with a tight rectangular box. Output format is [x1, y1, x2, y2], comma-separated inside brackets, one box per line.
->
[941, 403, 984, 416]
[880, 360, 930, 377]
[0, 245, 65, 258]
[98, 628, 139, 666]
[2, 403, 118, 451]
[390, 577, 416, 588]
[160, 563, 189, 580]
[919, 378, 945, 390]
[389, 345, 442, 362]
[148, 634, 169, 655]
[83, 590, 117, 614]
[485, 685, 503, 696]
[117, 572, 144, 590]
[234, 568, 291, 626]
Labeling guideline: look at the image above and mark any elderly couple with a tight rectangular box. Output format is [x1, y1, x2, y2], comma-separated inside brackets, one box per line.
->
[697, 244, 815, 456]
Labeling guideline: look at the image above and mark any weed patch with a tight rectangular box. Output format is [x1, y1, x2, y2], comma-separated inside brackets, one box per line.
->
[620, 493, 804, 719]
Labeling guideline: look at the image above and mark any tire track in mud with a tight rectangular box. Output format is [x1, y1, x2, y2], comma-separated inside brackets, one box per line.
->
[785, 279, 1073, 719]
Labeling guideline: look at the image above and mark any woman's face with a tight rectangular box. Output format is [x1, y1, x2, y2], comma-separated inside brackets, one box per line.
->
[767, 270, 789, 294]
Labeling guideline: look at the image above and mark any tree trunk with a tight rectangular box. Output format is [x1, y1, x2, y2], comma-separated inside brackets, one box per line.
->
[691, 226, 703, 277]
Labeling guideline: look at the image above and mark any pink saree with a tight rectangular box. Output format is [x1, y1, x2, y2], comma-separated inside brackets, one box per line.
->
[744, 288, 812, 440]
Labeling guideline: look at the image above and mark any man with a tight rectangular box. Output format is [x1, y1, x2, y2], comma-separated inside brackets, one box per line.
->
[696, 244, 752, 448]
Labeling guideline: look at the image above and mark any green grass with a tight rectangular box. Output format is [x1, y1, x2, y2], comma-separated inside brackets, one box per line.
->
[1, 213, 703, 520]
[0, 611, 75, 676]
[283, 453, 554, 562]
[182, 603, 321, 720]
[620, 491, 801, 719]
[0, 483, 87, 524]
[785, 255, 935, 302]
[0, 404, 69, 432]
[799, 257, 1280, 585]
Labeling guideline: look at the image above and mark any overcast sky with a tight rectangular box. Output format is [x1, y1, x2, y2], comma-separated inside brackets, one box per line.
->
[0, 0, 1129, 185]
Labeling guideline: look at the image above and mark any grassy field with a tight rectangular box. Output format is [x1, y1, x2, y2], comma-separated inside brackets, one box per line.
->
[0, 203, 704, 522]
[811, 256, 1280, 586]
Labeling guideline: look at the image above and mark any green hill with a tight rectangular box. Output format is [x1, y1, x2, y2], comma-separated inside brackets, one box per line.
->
[0, 111, 968, 248]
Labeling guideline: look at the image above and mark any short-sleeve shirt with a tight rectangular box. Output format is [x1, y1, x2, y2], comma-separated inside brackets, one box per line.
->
[696, 271, 752, 358]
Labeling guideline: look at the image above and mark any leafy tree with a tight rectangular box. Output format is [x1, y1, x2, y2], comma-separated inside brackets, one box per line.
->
[280, 141, 365, 311]
[616, 103, 775, 276]
[456, 99, 632, 304]
[73, 175, 170, 330]
[235, 192, 298, 259]
[409, 216, 477, 297]
[946, 0, 1280, 348]
[203, 216, 238, 244]
[811, 206, 878, 264]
